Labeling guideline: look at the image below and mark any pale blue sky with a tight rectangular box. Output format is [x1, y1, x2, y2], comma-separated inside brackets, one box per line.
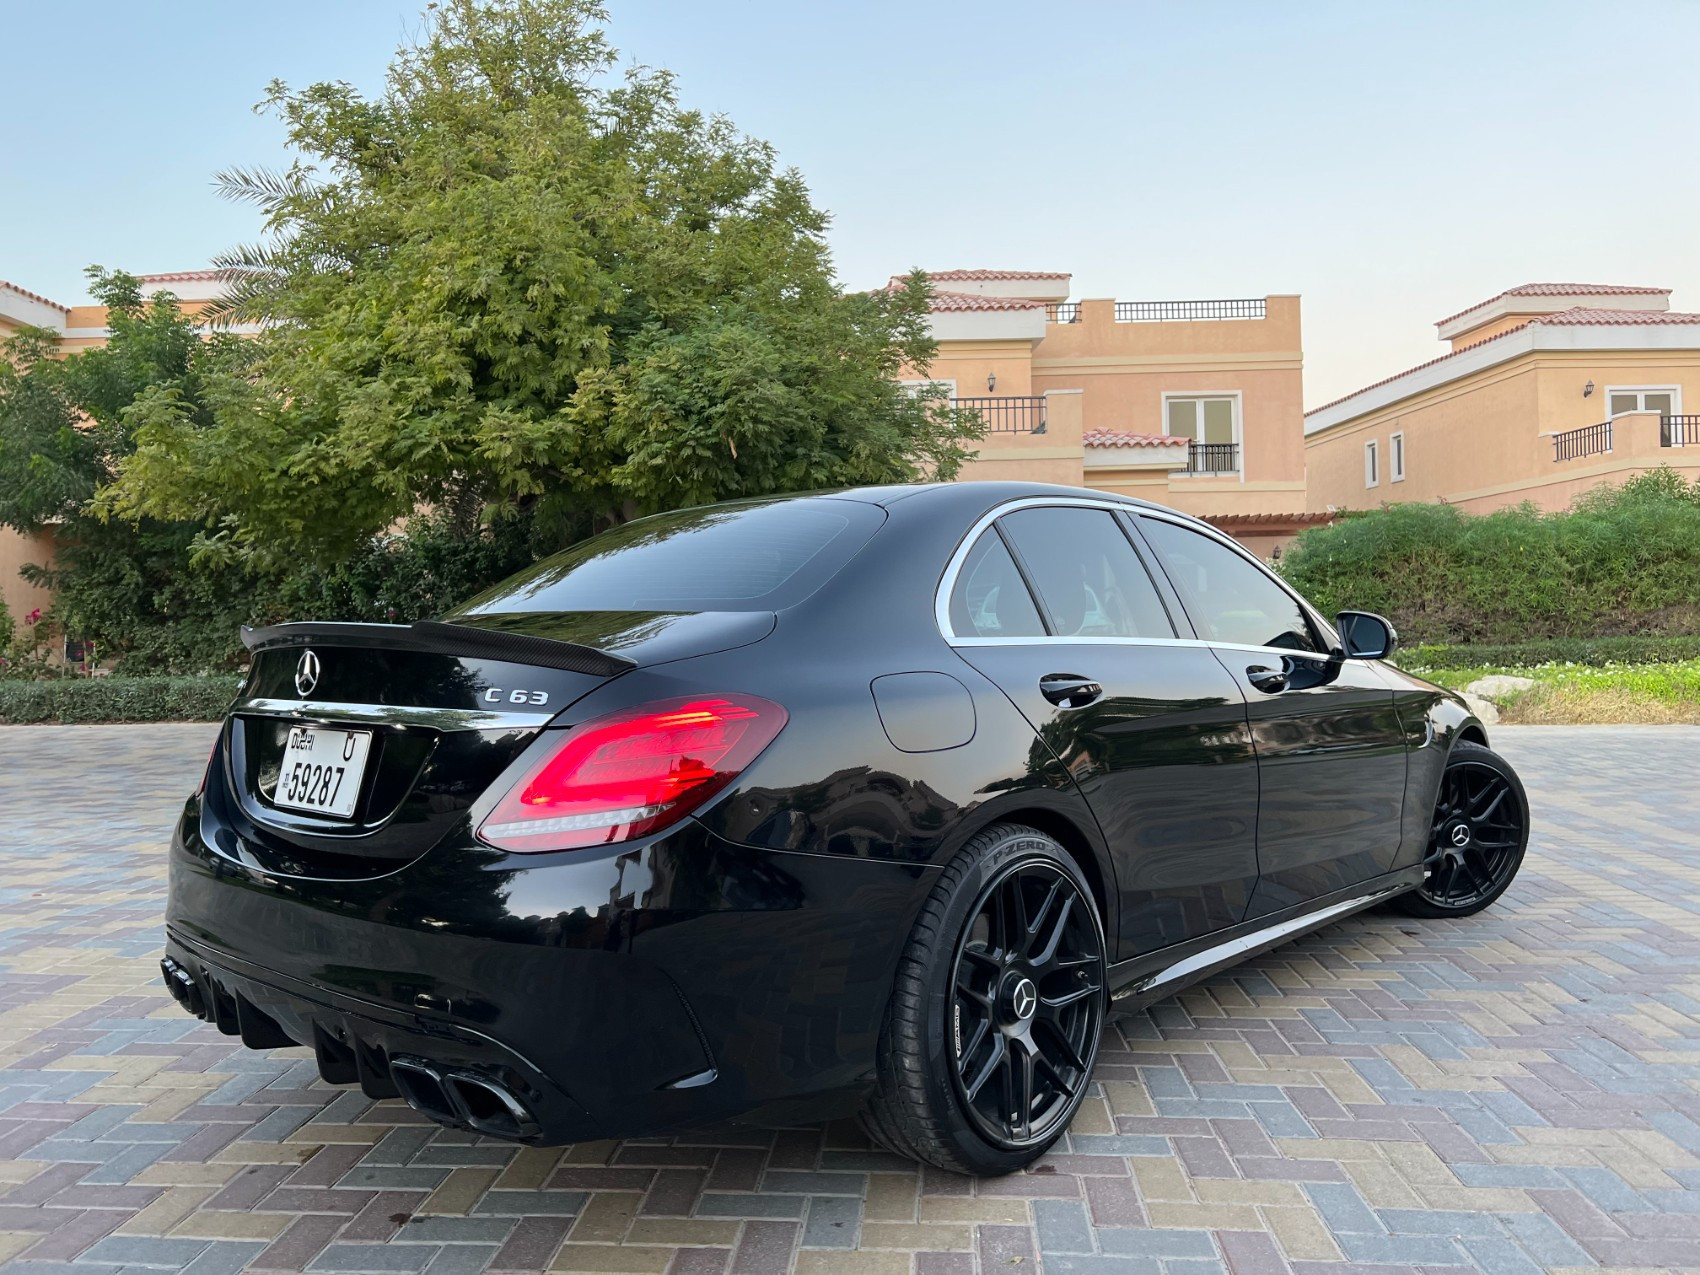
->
[4, 0, 1698, 405]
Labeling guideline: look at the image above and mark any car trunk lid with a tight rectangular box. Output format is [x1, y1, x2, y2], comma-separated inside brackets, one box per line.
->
[211, 612, 774, 879]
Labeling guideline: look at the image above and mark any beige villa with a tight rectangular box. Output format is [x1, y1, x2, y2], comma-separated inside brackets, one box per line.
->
[894, 269, 1324, 557]
[1305, 283, 1700, 514]
[12, 267, 1696, 632]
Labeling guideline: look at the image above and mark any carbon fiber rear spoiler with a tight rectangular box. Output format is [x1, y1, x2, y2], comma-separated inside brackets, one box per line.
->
[240, 620, 636, 679]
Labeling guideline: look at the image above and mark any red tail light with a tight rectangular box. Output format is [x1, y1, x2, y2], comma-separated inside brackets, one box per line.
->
[477, 694, 788, 853]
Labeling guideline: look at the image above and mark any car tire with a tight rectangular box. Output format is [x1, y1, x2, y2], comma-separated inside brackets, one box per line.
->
[1391, 741, 1529, 919]
[861, 822, 1108, 1175]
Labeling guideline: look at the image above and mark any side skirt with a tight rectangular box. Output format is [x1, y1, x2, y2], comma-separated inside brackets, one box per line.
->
[1106, 866, 1424, 1013]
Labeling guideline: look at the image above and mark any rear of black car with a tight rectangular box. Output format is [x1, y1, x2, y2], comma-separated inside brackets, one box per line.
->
[163, 494, 936, 1143]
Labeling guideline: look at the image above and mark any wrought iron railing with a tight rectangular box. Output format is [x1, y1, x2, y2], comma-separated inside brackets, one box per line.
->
[1186, 442, 1239, 473]
[1553, 420, 1611, 461]
[1045, 302, 1082, 324]
[1662, 414, 1700, 446]
[1116, 298, 1267, 323]
[951, 396, 1047, 434]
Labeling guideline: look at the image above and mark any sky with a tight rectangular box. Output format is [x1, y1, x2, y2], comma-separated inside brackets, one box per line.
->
[4, 0, 1699, 407]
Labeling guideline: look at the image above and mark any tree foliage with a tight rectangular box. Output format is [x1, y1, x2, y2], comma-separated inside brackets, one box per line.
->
[105, 0, 977, 562]
[0, 271, 262, 671]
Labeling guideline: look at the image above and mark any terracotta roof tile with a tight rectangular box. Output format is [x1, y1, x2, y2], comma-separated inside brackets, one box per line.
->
[930, 289, 1045, 312]
[878, 280, 1047, 312]
[1436, 282, 1669, 328]
[0, 279, 71, 313]
[1310, 304, 1700, 419]
[1305, 323, 1535, 417]
[137, 270, 229, 283]
[1083, 429, 1188, 448]
[1527, 305, 1700, 325]
[1203, 512, 1335, 528]
[923, 269, 1070, 282]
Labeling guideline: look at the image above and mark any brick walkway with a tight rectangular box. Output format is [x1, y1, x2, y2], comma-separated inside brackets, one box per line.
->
[1, 723, 1698, 1274]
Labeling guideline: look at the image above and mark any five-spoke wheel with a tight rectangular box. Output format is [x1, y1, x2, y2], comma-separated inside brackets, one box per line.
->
[1394, 740, 1529, 918]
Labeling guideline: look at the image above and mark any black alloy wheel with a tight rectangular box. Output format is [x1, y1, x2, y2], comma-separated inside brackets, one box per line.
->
[861, 824, 1108, 1175]
[1394, 741, 1529, 918]
[950, 861, 1104, 1148]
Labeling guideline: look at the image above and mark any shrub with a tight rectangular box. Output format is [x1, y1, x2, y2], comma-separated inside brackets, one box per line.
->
[1399, 634, 1700, 671]
[0, 675, 241, 724]
[1280, 470, 1700, 645]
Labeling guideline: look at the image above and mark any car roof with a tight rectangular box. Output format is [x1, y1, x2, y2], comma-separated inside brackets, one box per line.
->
[626, 482, 1206, 533]
[843, 481, 1182, 519]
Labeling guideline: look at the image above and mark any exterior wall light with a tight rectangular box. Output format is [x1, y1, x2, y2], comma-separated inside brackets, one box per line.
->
[1584, 381, 1595, 397]
[987, 372, 997, 393]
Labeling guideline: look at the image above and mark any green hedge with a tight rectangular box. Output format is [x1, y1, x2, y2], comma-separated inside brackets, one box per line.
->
[1398, 634, 1700, 672]
[0, 676, 241, 725]
[1279, 470, 1700, 645]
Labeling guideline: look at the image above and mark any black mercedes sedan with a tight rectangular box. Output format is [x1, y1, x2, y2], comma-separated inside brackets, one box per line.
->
[162, 482, 1529, 1175]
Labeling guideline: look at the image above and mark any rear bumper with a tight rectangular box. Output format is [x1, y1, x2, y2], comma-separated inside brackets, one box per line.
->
[165, 795, 937, 1143]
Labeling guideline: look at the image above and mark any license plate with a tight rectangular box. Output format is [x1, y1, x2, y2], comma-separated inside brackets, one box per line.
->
[274, 725, 373, 818]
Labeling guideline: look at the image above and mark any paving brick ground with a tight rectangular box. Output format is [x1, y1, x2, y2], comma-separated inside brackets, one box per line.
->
[2, 723, 1698, 1274]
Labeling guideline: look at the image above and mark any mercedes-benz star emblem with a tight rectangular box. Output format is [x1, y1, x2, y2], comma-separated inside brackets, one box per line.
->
[294, 650, 321, 698]
[1450, 824, 1471, 849]
[1011, 978, 1038, 1022]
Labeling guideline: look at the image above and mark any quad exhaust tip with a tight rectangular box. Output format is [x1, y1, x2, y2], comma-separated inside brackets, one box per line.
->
[390, 1056, 541, 1141]
[163, 958, 541, 1142]
[159, 957, 206, 1019]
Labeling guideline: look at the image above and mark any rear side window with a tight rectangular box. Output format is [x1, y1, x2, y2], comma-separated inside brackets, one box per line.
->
[998, 507, 1175, 639]
[1138, 516, 1320, 652]
[457, 499, 884, 614]
[949, 531, 1046, 638]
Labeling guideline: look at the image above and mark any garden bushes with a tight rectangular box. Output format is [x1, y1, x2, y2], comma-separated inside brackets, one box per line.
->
[0, 676, 241, 724]
[1398, 634, 1700, 671]
[1279, 470, 1700, 646]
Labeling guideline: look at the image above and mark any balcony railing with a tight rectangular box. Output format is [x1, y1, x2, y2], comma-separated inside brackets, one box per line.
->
[1662, 414, 1700, 446]
[1116, 298, 1267, 323]
[1186, 442, 1240, 474]
[1553, 420, 1611, 461]
[1045, 302, 1082, 324]
[951, 395, 1047, 434]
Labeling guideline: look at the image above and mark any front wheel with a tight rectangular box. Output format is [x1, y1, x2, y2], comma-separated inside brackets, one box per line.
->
[861, 824, 1107, 1175]
[1392, 741, 1529, 918]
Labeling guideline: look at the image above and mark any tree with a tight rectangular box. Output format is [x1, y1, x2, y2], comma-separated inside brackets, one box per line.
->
[0, 271, 262, 670]
[106, 0, 978, 563]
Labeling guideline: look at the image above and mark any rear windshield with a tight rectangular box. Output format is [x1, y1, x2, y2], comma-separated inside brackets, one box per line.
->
[454, 498, 885, 615]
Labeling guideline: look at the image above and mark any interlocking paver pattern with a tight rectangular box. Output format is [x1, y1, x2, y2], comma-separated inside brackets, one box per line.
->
[1, 723, 1697, 1274]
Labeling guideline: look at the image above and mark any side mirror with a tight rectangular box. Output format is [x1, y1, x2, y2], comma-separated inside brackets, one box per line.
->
[1336, 610, 1397, 660]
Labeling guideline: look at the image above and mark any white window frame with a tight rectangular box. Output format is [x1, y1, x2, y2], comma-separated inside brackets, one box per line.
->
[1161, 391, 1244, 481]
[1364, 439, 1379, 489]
[1603, 385, 1681, 418]
[1389, 431, 1405, 483]
[900, 377, 957, 397]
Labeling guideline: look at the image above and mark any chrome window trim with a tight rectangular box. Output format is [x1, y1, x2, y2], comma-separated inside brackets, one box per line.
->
[234, 698, 557, 731]
[935, 496, 1339, 659]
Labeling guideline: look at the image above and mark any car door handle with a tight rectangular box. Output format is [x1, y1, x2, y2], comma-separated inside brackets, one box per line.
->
[1040, 674, 1103, 708]
[1246, 665, 1290, 694]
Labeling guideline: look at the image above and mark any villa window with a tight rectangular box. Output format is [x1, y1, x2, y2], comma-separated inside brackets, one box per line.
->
[900, 378, 956, 397]
[1364, 440, 1379, 489]
[1606, 387, 1679, 418]
[1165, 394, 1241, 474]
[1390, 431, 1405, 482]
